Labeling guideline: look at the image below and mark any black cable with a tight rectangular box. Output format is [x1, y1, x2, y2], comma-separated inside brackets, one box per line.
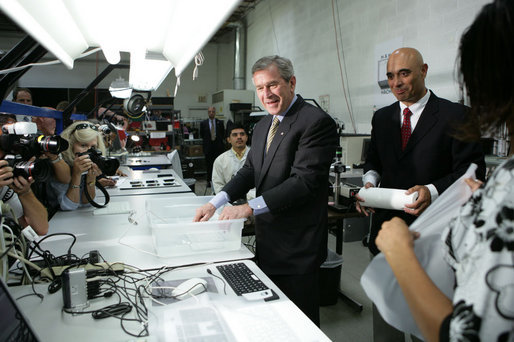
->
[91, 302, 132, 319]
[207, 268, 227, 295]
[28, 233, 77, 261]
[15, 281, 44, 301]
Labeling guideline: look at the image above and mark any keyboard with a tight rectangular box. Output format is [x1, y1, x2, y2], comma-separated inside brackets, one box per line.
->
[216, 263, 275, 301]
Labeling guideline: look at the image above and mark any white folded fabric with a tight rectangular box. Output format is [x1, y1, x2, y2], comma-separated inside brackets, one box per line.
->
[357, 187, 418, 210]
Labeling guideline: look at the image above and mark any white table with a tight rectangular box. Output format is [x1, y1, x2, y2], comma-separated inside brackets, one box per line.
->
[9, 260, 330, 342]
[46, 193, 254, 270]
[103, 169, 192, 197]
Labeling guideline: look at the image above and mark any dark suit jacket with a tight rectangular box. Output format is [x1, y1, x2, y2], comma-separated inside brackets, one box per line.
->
[364, 91, 486, 253]
[223, 95, 338, 275]
[200, 118, 225, 156]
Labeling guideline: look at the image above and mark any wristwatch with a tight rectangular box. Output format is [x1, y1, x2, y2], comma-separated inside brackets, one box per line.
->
[50, 153, 62, 164]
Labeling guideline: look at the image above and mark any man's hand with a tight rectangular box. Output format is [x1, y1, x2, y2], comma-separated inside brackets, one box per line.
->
[0, 160, 14, 187]
[376, 217, 420, 257]
[404, 185, 431, 216]
[464, 178, 483, 193]
[43, 151, 58, 160]
[193, 203, 216, 222]
[355, 182, 375, 216]
[219, 203, 253, 220]
[10, 175, 33, 197]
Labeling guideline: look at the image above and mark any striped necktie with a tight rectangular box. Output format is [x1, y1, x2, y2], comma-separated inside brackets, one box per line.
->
[266, 116, 280, 153]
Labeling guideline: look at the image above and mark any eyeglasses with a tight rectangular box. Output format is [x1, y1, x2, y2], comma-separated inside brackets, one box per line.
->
[72, 123, 98, 133]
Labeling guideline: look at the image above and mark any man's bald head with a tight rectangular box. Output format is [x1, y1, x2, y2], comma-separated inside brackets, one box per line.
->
[386, 47, 428, 106]
[390, 47, 424, 66]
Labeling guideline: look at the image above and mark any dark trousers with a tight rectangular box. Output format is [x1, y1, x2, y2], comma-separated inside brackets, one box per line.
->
[268, 271, 320, 327]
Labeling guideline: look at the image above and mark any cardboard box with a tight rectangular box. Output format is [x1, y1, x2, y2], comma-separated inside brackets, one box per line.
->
[184, 144, 203, 157]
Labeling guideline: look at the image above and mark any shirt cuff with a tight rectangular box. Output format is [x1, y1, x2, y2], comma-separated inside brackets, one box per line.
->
[426, 184, 439, 202]
[209, 191, 230, 209]
[362, 170, 380, 187]
[248, 196, 269, 216]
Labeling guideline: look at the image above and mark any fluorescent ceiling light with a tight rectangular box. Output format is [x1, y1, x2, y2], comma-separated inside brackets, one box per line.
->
[109, 77, 132, 99]
[0, 0, 241, 90]
[129, 51, 174, 92]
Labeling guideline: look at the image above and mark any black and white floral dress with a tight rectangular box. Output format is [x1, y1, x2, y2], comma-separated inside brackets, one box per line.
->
[441, 157, 514, 341]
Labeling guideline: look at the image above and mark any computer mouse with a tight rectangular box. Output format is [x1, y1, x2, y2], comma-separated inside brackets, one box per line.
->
[171, 278, 208, 300]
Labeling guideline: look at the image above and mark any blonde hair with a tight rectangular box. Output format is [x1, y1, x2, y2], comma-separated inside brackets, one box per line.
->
[60, 121, 106, 165]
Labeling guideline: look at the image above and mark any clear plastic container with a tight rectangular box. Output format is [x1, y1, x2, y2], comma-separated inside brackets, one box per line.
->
[145, 196, 244, 257]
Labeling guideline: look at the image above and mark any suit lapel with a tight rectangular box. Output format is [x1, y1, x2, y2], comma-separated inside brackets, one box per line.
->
[402, 92, 439, 155]
[388, 104, 403, 159]
[253, 115, 271, 177]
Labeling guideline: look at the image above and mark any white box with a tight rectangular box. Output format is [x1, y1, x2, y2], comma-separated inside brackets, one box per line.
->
[146, 196, 244, 257]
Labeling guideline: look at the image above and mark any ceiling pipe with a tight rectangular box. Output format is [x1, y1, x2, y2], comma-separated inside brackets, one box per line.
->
[230, 19, 246, 90]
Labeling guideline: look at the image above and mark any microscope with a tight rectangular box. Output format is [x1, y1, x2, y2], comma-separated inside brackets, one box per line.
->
[329, 146, 347, 212]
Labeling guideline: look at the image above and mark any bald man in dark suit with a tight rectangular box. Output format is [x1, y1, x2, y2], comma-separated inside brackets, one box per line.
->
[357, 47, 485, 342]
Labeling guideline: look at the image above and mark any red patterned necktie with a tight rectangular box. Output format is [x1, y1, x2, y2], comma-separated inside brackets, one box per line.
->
[401, 107, 412, 150]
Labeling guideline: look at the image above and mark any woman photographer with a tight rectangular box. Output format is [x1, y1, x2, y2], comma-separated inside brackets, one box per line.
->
[375, 1, 514, 341]
[47, 121, 109, 210]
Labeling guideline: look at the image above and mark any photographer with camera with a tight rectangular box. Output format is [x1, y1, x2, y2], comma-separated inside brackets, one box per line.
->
[0, 115, 48, 235]
[47, 121, 108, 210]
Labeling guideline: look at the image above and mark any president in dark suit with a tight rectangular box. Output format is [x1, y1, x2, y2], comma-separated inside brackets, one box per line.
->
[194, 55, 338, 325]
[357, 47, 485, 342]
[200, 106, 225, 183]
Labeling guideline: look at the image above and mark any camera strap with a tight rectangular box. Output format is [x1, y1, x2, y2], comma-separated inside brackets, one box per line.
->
[82, 175, 110, 208]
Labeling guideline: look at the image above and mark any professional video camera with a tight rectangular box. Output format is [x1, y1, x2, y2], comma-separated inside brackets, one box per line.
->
[0, 122, 69, 182]
[78, 148, 120, 176]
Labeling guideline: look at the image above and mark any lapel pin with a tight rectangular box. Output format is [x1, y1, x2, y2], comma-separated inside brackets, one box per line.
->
[280, 132, 284, 135]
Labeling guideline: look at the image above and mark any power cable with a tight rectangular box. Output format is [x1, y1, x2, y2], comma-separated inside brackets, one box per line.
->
[331, 0, 356, 133]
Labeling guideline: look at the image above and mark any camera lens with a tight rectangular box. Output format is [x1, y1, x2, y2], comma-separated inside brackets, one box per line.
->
[12, 158, 51, 182]
[36, 135, 69, 154]
[101, 158, 120, 176]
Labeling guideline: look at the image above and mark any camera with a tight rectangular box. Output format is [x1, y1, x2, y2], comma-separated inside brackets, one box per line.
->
[0, 122, 69, 159]
[78, 148, 120, 176]
[0, 122, 66, 182]
[3, 154, 51, 182]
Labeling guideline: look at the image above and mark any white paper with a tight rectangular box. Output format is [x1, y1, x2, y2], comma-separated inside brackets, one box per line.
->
[358, 187, 418, 210]
[360, 163, 477, 338]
